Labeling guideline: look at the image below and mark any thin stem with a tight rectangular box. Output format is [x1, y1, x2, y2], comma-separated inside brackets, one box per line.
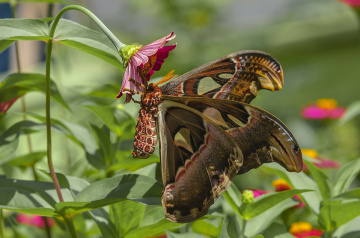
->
[0, 210, 4, 238]
[240, 218, 247, 238]
[63, 216, 77, 238]
[49, 5, 125, 51]
[45, 39, 64, 203]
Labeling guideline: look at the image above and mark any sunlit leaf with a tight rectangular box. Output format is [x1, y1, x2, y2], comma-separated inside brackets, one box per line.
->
[222, 183, 242, 216]
[318, 200, 360, 232]
[52, 19, 123, 70]
[240, 189, 311, 220]
[304, 159, 332, 200]
[0, 138, 19, 166]
[124, 218, 183, 238]
[191, 218, 222, 237]
[0, 18, 50, 41]
[334, 158, 360, 195]
[339, 101, 360, 125]
[109, 200, 145, 237]
[8, 151, 47, 168]
[0, 40, 13, 54]
[0, 73, 70, 110]
[333, 188, 360, 200]
[75, 174, 163, 205]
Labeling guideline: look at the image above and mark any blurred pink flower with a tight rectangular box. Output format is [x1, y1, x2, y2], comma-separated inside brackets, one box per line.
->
[16, 214, 55, 228]
[252, 189, 271, 198]
[290, 222, 323, 237]
[301, 98, 346, 119]
[302, 149, 340, 172]
[338, 0, 360, 7]
[0, 97, 18, 114]
[117, 32, 176, 102]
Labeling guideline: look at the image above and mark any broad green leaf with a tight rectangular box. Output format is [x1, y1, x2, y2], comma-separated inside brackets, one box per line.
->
[90, 124, 113, 165]
[191, 219, 222, 237]
[0, 138, 19, 166]
[0, 73, 70, 110]
[264, 164, 321, 214]
[108, 152, 160, 173]
[318, 200, 360, 232]
[0, 18, 50, 41]
[334, 158, 360, 195]
[244, 198, 299, 237]
[222, 183, 242, 216]
[85, 104, 135, 138]
[53, 19, 123, 70]
[166, 231, 207, 238]
[333, 215, 360, 238]
[333, 188, 360, 200]
[0, 121, 47, 142]
[262, 222, 294, 238]
[240, 189, 311, 220]
[141, 206, 165, 226]
[124, 218, 183, 238]
[220, 216, 230, 238]
[75, 174, 163, 205]
[89, 207, 117, 238]
[0, 40, 13, 54]
[55, 200, 126, 216]
[0, 178, 73, 216]
[109, 200, 146, 237]
[304, 159, 332, 200]
[8, 151, 47, 168]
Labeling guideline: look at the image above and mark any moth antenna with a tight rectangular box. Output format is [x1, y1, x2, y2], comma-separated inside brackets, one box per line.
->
[155, 70, 177, 85]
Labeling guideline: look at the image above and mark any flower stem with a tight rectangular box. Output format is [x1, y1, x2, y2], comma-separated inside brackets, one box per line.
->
[49, 5, 125, 51]
[240, 218, 247, 238]
[45, 39, 64, 203]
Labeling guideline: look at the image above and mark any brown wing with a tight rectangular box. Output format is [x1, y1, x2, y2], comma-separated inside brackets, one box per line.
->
[160, 51, 283, 104]
[157, 98, 302, 223]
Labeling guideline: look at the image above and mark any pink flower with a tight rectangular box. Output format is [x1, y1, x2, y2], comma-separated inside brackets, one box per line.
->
[0, 97, 18, 114]
[117, 32, 176, 102]
[252, 189, 271, 198]
[272, 179, 305, 208]
[290, 222, 323, 237]
[338, 0, 360, 8]
[301, 98, 346, 120]
[302, 149, 340, 172]
[16, 214, 55, 228]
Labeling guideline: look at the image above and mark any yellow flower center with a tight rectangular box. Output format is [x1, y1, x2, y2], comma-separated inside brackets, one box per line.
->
[301, 149, 319, 158]
[271, 179, 288, 188]
[290, 222, 312, 234]
[316, 98, 338, 109]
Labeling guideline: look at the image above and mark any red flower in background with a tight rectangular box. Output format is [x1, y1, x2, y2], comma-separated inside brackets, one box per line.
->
[302, 149, 340, 172]
[117, 32, 176, 102]
[272, 179, 305, 208]
[16, 214, 55, 228]
[338, 0, 360, 8]
[301, 98, 345, 120]
[0, 97, 18, 114]
[290, 222, 323, 237]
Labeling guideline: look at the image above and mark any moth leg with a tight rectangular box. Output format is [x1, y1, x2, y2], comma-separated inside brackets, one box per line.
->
[129, 78, 146, 89]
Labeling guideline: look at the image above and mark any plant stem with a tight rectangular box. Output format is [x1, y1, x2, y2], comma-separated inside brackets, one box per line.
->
[240, 218, 247, 238]
[63, 216, 77, 238]
[49, 5, 125, 51]
[45, 39, 64, 203]
[0, 210, 4, 238]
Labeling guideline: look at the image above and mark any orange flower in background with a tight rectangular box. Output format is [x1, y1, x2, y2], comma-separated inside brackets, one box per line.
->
[301, 98, 346, 120]
[272, 179, 305, 208]
[290, 222, 323, 237]
[16, 214, 55, 228]
[302, 149, 340, 172]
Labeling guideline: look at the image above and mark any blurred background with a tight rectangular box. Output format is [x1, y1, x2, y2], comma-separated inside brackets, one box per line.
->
[1, 0, 359, 188]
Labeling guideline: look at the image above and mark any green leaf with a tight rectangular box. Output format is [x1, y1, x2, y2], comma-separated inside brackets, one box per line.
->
[89, 208, 117, 238]
[220, 216, 230, 238]
[109, 200, 146, 237]
[53, 19, 123, 70]
[90, 124, 113, 166]
[191, 219, 222, 237]
[339, 101, 360, 125]
[8, 151, 47, 168]
[108, 152, 160, 173]
[141, 206, 166, 226]
[16, 0, 79, 4]
[0, 178, 73, 216]
[85, 105, 136, 138]
[244, 198, 299, 237]
[124, 218, 183, 238]
[0, 138, 19, 166]
[0, 121, 46, 142]
[240, 189, 311, 220]
[304, 159, 332, 200]
[334, 158, 360, 195]
[222, 183, 242, 216]
[0, 18, 51, 41]
[0, 40, 13, 54]
[319, 200, 360, 232]
[333, 188, 360, 200]
[75, 174, 163, 205]
[0, 73, 70, 110]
